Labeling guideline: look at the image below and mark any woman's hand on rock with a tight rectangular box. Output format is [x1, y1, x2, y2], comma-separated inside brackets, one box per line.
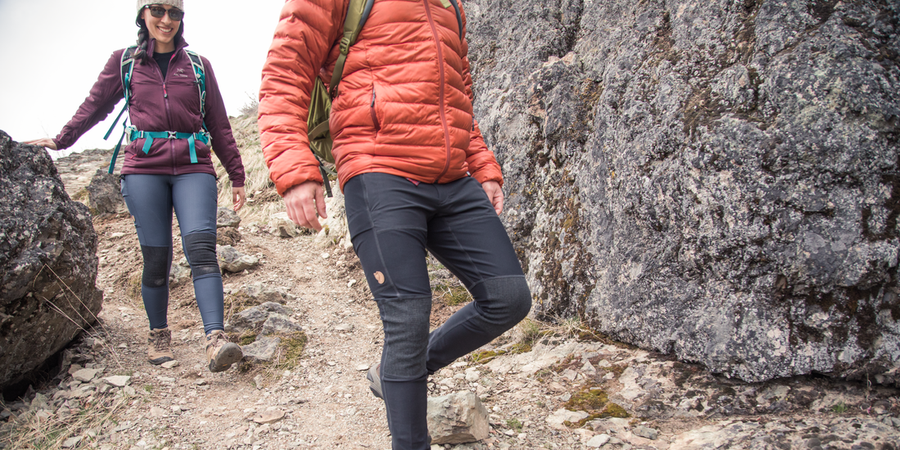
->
[24, 138, 58, 150]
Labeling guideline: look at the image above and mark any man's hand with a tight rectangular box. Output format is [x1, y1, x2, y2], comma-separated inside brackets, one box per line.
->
[482, 180, 504, 215]
[232, 186, 246, 211]
[283, 180, 328, 231]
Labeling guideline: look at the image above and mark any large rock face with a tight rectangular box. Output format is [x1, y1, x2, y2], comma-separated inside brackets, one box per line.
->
[465, 0, 900, 383]
[0, 131, 103, 390]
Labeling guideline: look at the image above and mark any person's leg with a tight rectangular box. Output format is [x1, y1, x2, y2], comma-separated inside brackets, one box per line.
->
[424, 176, 532, 374]
[121, 174, 176, 364]
[171, 173, 223, 335]
[121, 174, 174, 330]
[345, 174, 436, 450]
[172, 173, 241, 372]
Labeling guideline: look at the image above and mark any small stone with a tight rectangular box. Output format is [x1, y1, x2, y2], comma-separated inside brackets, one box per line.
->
[72, 368, 100, 383]
[161, 360, 179, 369]
[103, 376, 131, 387]
[150, 406, 166, 417]
[252, 409, 286, 424]
[586, 434, 610, 447]
[356, 364, 370, 371]
[633, 425, 658, 440]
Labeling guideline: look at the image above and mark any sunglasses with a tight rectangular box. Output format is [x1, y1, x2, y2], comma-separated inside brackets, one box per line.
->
[146, 5, 184, 21]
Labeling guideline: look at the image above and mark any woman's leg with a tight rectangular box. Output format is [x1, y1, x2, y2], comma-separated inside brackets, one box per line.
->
[170, 173, 223, 335]
[172, 173, 241, 373]
[423, 177, 532, 374]
[121, 174, 174, 331]
[344, 174, 436, 450]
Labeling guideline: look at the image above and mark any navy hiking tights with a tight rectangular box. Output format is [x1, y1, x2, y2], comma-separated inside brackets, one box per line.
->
[121, 173, 225, 335]
[345, 173, 532, 450]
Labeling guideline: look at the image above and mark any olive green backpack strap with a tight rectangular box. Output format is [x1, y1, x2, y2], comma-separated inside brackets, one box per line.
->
[329, 0, 375, 96]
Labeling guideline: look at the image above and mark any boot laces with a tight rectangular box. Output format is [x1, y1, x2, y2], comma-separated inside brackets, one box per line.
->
[151, 330, 171, 351]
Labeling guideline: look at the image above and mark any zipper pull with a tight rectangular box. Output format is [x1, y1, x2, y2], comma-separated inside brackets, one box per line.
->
[163, 84, 168, 98]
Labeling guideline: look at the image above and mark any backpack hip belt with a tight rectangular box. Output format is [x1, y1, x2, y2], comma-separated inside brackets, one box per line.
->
[128, 127, 210, 164]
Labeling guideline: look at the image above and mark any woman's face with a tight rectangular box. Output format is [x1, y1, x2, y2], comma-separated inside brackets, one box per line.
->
[142, 4, 183, 52]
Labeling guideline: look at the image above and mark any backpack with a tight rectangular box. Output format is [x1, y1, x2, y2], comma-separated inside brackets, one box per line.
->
[308, 0, 462, 196]
[103, 46, 208, 174]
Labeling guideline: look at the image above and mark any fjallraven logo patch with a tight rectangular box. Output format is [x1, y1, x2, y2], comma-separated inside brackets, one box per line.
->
[374, 271, 385, 284]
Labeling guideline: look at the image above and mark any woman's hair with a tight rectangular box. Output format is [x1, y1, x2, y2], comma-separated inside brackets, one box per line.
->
[133, 13, 185, 62]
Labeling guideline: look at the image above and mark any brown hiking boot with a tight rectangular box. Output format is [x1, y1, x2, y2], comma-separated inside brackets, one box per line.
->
[147, 328, 175, 365]
[205, 330, 242, 373]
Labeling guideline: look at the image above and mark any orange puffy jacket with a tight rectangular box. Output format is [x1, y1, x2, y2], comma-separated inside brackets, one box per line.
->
[258, 0, 502, 195]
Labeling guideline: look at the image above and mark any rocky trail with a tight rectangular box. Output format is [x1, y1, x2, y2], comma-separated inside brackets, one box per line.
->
[2, 149, 900, 450]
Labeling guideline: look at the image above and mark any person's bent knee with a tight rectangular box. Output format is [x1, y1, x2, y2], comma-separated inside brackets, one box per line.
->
[141, 246, 171, 287]
[480, 276, 532, 328]
[182, 233, 220, 278]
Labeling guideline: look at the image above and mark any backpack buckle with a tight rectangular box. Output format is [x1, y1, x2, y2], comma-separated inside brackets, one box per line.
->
[167, 131, 177, 139]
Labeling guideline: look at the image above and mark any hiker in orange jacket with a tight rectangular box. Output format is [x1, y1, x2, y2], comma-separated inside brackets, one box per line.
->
[259, 1, 531, 448]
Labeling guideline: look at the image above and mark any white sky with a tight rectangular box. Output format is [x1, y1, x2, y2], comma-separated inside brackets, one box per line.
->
[0, 0, 286, 156]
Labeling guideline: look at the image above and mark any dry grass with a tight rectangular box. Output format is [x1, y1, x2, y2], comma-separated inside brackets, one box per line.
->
[214, 113, 285, 226]
[0, 392, 131, 450]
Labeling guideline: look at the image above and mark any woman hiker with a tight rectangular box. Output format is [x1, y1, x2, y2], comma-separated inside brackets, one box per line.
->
[26, 0, 245, 373]
[258, 0, 533, 447]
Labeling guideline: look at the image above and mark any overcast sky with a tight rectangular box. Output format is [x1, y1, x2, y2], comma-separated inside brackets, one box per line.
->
[0, 0, 286, 156]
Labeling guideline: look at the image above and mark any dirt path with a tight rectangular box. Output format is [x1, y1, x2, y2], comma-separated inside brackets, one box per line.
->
[91, 213, 394, 449]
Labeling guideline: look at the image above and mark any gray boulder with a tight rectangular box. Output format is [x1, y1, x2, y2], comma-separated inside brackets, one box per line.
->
[217, 244, 259, 273]
[0, 132, 103, 390]
[228, 301, 291, 333]
[466, 1, 900, 383]
[85, 168, 126, 215]
[241, 336, 282, 363]
[217, 206, 241, 228]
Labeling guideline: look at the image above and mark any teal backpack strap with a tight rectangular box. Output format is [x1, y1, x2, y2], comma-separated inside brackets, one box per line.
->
[183, 49, 208, 163]
[104, 46, 137, 174]
[184, 49, 207, 126]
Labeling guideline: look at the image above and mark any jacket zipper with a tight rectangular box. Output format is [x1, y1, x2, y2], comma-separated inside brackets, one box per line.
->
[370, 90, 381, 131]
[423, 0, 452, 183]
[164, 52, 177, 173]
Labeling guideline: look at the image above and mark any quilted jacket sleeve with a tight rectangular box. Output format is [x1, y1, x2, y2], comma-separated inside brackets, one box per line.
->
[258, 0, 344, 196]
[458, 10, 503, 187]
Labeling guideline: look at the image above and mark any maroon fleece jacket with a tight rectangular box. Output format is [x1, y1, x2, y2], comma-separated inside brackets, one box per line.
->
[53, 37, 245, 187]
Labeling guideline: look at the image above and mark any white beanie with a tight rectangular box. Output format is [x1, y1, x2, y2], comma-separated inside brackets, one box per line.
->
[136, 0, 184, 14]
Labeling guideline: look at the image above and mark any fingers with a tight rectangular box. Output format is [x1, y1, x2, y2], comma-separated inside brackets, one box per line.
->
[482, 181, 504, 215]
[492, 192, 504, 215]
[24, 138, 57, 150]
[232, 187, 246, 211]
[283, 181, 325, 232]
[314, 184, 328, 220]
